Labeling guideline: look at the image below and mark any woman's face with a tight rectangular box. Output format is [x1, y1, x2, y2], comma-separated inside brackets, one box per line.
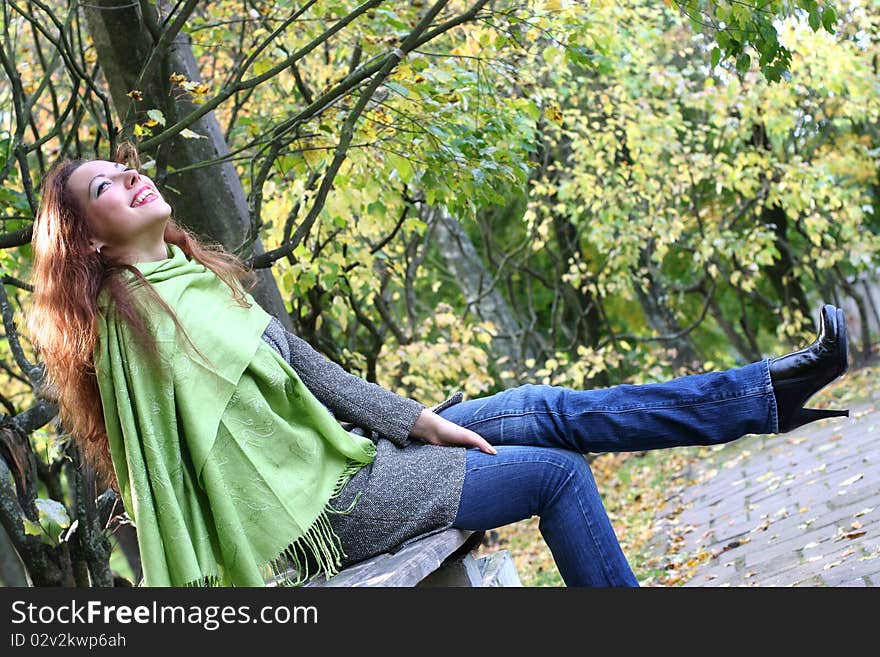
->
[67, 159, 172, 263]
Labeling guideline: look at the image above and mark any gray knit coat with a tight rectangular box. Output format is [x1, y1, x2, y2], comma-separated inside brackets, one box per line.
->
[260, 316, 467, 568]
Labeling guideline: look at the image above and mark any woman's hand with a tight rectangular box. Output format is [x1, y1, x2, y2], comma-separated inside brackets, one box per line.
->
[410, 408, 497, 455]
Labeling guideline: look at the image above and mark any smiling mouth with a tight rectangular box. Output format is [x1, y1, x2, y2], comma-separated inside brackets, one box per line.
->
[131, 192, 158, 208]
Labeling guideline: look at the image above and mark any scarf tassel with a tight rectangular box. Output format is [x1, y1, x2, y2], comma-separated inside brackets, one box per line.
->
[265, 455, 368, 587]
[176, 456, 368, 588]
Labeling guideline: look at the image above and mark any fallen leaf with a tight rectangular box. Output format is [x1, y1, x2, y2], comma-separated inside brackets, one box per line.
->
[839, 473, 864, 487]
[854, 507, 874, 518]
[843, 530, 867, 540]
[829, 433, 843, 442]
[754, 518, 771, 532]
[823, 560, 843, 570]
[744, 571, 757, 578]
[851, 521, 863, 530]
[799, 517, 818, 529]
[723, 539, 743, 552]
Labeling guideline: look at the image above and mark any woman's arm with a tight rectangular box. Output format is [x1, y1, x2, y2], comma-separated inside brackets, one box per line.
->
[264, 318, 495, 453]
[266, 318, 423, 447]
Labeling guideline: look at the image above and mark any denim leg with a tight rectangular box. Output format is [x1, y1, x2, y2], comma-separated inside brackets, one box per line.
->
[453, 445, 639, 587]
[437, 359, 778, 453]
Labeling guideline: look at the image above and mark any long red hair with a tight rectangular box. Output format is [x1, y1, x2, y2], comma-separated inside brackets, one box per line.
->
[25, 141, 260, 491]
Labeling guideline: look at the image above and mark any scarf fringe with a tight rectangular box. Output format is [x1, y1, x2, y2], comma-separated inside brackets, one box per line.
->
[265, 456, 367, 587]
[173, 455, 369, 588]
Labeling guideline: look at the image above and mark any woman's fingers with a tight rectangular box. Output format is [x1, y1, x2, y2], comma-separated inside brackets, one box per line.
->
[466, 429, 497, 455]
[423, 414, 497, 454]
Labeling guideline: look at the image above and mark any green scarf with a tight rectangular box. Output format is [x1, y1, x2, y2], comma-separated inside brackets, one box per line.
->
[95, 242, 377, 587]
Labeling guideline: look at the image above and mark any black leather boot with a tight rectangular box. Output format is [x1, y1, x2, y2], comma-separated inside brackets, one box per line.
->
[769, 304, 850, 433]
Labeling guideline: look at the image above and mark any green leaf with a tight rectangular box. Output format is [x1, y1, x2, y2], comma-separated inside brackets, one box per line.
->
[298, 271, 317, 293]
[759, 22, 778, 43]
[253, 59, 273, 77]
[23, 517, 42, 537]
[383, 81, 410, 98]
[821, 7, 837, 33]
[36, 498, 70, 528]
[146, 109, 166, 126]
[388, 153, 413, 183]
[293, 244, 311, 260]
[736, 53, 751, 75]
[568, 45, 592, 67]
[367, 200, 386, 217]
[808, 10, 821, 31]
[711, 47, 721, 68]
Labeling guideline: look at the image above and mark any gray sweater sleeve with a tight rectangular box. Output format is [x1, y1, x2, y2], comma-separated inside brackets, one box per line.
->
[261, 316, 424, 448]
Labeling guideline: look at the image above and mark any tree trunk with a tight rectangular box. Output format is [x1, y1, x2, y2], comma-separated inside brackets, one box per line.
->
[708, 294, 762, 362]
[425, 203, 540, 372]
[82, 0, 291, 327]
[750, 123, 811, 325]
[635, 249, 701, 371]
[0, 524, 28, 586]
[764, 203, 811, 322]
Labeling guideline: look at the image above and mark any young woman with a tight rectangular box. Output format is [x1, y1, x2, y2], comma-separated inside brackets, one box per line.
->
[25, 145, 850, 587]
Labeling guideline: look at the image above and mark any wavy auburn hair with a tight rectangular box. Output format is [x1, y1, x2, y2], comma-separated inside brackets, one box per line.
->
[25, 141, 259, 492]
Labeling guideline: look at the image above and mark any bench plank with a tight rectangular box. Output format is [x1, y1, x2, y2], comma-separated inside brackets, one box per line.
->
[477, 550, 522, 587]
[417, 553, 484, 587]
[276, 529, 476, 587]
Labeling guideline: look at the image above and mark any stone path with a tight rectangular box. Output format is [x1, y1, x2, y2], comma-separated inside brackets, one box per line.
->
[652, 401, 880, 586]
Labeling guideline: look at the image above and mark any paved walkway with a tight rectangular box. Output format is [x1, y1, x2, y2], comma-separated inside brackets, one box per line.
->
[651, 401, 880, 586]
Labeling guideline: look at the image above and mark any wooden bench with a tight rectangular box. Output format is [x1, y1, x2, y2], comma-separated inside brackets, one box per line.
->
[266, 529, 522, 587]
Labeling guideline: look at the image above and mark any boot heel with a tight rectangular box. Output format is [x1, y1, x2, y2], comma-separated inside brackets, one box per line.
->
[793, 407, 850, 426]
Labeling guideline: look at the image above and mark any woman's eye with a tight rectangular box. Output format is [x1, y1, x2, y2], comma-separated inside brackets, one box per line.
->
[96, 168, 133, 196]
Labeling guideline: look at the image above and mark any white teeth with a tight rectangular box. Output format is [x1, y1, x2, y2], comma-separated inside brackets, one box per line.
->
[132, 189, 155, 207]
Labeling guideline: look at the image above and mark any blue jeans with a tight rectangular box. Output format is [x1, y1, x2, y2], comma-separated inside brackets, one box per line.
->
[436, 359, 778, 587]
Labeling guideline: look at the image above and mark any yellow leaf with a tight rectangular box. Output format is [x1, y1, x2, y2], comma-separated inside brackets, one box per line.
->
[545, 102, 564, 125]
[23, 518, 42, 536]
